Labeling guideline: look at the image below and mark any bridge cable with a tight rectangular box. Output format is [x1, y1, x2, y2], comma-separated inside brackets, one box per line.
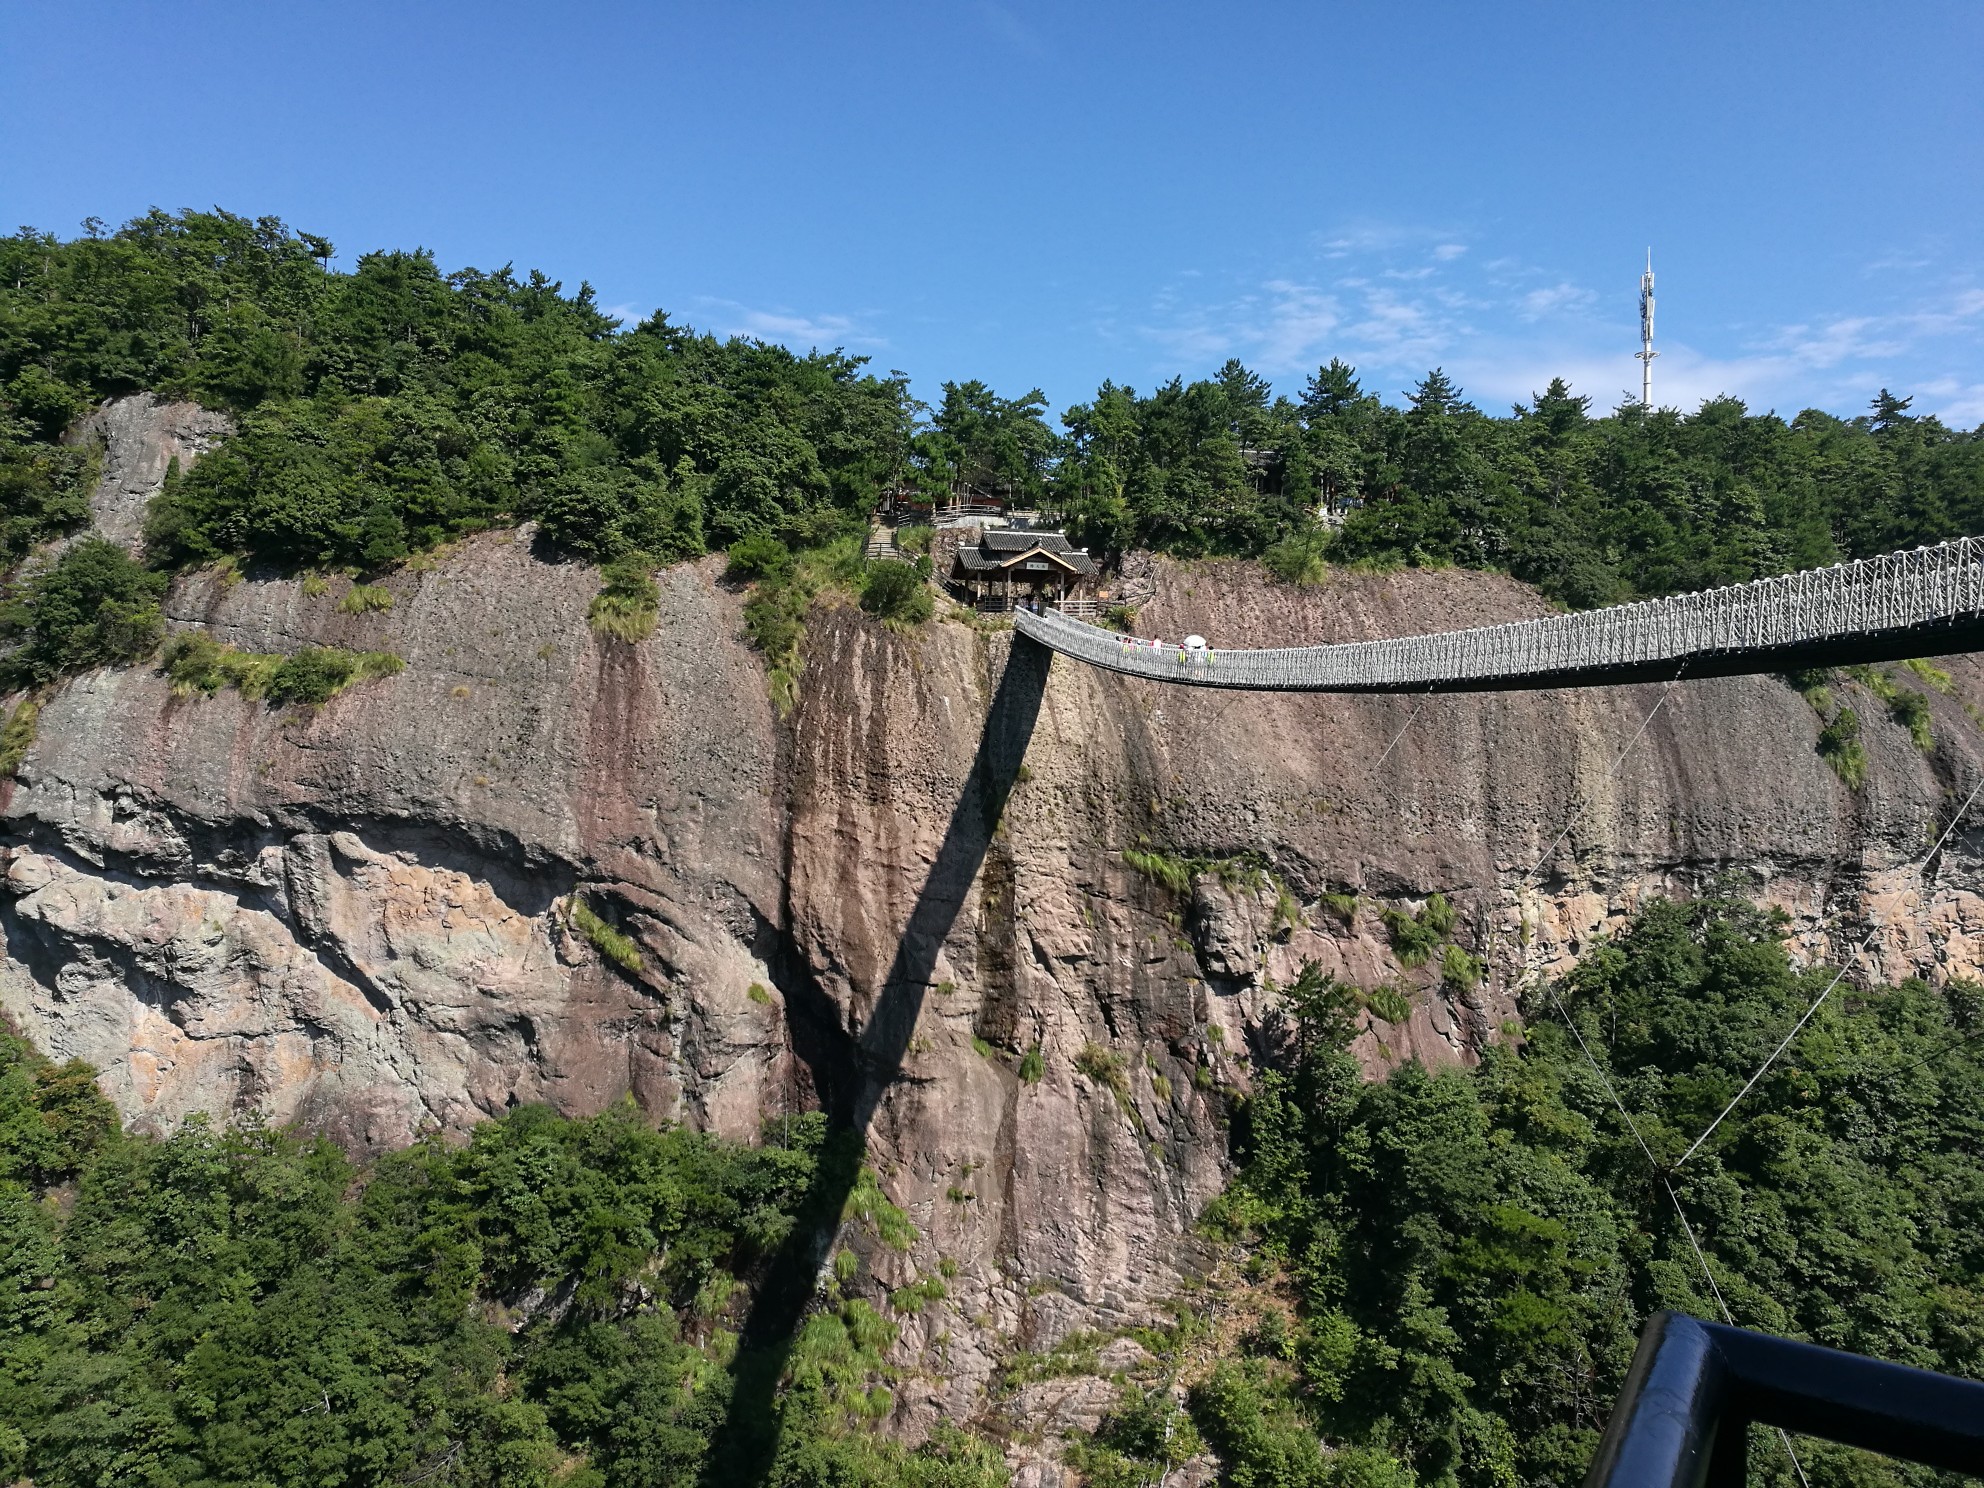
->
[1522, 666, 1686, 884]
[1672, 766, 1984, 1170]
[1371, 683, 1437, 773]
[1509, 663, 1811, 1485]
[1542, 970, 1811, 1484]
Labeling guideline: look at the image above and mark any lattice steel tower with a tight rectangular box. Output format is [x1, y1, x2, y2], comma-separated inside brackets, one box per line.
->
[1637, 249, 1657, 407]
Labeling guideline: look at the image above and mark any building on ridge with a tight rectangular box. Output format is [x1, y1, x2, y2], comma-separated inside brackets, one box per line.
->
[947, 527, 1097, 614]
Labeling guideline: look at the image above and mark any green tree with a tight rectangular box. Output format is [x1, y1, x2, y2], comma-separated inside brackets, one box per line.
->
[1, 538, 164, 685]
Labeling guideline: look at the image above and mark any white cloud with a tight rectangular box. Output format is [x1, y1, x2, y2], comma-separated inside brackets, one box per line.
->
[1763, 316, 1902, 368]
[1341, 288, 1450, 364]
[735, 309, 860, 341]
[1139, 278, 1343, 377]
[1519, 283, 1598, 320]
[1255, 281, 1343, 371]
[693, 297, 885, 350]
[1312, 221, 1464, 261]
[1121, 232, 1982, 425]
[1913, 377, 1984, 426]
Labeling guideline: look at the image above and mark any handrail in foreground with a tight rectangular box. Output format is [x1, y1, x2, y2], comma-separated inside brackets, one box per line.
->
[1586, 1312, 1984, 1488]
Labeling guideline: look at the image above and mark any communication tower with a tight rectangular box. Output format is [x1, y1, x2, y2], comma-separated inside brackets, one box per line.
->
[1637, 249, 1657, 408]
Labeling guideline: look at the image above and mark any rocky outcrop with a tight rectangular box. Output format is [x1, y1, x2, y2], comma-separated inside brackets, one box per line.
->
[0, 535, 791, 1149]
[65, 392, 233, 551]
[6, 397, 1984, 1474]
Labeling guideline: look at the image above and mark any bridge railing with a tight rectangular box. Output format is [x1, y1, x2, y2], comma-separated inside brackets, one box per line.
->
[1013, 538, 1984, 693]
[1587, 1312, 1984, 1488]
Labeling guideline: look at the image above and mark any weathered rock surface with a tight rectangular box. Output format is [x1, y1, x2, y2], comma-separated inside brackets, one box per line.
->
[65, 392, 233, 551]
[6, 396, 1984, 1468]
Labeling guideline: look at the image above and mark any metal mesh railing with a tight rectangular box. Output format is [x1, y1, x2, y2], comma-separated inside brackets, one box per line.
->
[1013, 538, 1984, 693]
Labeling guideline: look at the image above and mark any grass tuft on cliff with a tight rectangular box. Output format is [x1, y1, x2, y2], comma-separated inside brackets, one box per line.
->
[1848, 664, 1937, 751]
[567, 893, 643, 974]
[588, 552, 661, 642]
[1381, 892, 1456, 968]
[729, 528, 872, 713]
[1439, 943, 1484, 992]
[1074, 1043, 1134, 1116]
[1904, 657, 1955, 694]
[160, 632, 403, 705]
[1364, 984, 1414, 1024]
[1123, 846, 1195, 894]
[842, 1165, 917, 1250]
[1319, 890, 1358, 925]
[0, 696, 40, 778]
[336, 581, 394, 614]
[1818, 706, 1869, 788]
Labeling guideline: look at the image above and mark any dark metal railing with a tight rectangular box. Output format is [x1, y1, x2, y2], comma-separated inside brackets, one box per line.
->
[1586, 1312, 1984, 1488]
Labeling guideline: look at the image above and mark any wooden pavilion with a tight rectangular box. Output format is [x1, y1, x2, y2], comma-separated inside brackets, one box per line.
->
[947, 528, 1098, 612]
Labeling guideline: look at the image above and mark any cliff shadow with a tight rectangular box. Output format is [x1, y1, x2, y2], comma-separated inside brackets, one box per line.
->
[703, 634, 1051, 1485]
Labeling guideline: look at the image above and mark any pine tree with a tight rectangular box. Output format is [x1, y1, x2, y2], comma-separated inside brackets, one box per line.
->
[1300, 358, 1363, 421]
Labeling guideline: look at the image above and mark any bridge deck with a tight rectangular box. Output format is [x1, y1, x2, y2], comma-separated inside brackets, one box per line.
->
[1013, 538, 1984, 693]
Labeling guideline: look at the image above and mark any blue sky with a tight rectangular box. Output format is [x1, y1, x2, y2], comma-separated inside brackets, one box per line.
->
[4, 1, 1980, 424]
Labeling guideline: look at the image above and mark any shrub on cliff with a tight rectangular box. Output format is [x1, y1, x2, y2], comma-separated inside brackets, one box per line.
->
[731, 534, 869, 712]
[1818, 706, 1868, 788]
[0, 698, 39, 778]
[1262, 526, 1330, 586]
[160, 631, 280, 695]
[159, 632, 402, 705]
[726, 532, 795, 583]
[0, 421, 94, 562]
[859, 559, 932, 625]
[588, 553, 661, 642]
[0, 538, 164, 687]
[263, 645, 404, 704]
[1380, 892, 1454, 968]
[0, 1027, 117, 1186]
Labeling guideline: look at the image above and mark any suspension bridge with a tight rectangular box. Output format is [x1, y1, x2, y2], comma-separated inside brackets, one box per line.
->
[1013, 536, 1984, 692]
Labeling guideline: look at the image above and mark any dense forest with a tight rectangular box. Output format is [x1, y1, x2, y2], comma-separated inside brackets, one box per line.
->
[1184, 898, 1984, 1488]
[2, 210, 1981, 667]
[5, 897, 1980, 1487]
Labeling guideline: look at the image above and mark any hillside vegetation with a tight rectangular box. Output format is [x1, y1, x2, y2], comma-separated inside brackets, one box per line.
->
[0, 212, 1978, 627]
[5, 897, 1982, 1488]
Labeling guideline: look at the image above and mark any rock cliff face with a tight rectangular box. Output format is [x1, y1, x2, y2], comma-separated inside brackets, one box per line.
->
[6, 397, 1984, 1457]
[64, 392, 233, 551]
